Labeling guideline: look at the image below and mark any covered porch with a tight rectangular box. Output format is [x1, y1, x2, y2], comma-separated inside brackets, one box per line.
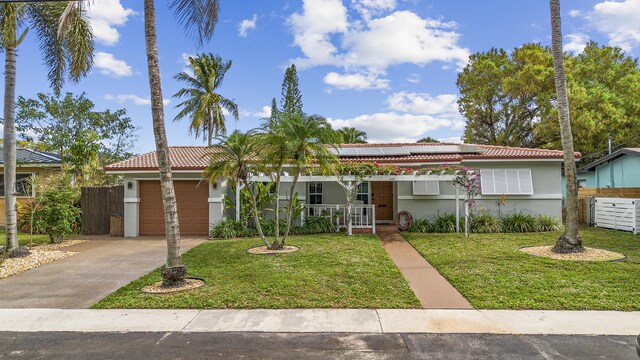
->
[235, 173, 467, 234]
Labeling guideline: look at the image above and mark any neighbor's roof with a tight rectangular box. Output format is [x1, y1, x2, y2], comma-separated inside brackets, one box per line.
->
[104, 143, 574, 172]
[580, 148, 640, 171]
[0, 148, 62, 165]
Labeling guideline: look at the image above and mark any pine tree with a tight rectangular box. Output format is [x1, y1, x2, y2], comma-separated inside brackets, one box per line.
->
[281, 64, 303, 116]
[270, 97, 279, 121]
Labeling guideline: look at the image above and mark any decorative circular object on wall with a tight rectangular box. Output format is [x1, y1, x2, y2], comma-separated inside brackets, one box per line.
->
[396, 211, 413, 231]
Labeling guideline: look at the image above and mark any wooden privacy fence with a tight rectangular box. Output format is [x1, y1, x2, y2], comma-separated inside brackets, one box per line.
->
[577, 188, 640, 224]
[81, 186, 124, 235]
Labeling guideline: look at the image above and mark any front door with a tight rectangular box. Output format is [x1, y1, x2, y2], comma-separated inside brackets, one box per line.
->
[372, 181, 393, 222]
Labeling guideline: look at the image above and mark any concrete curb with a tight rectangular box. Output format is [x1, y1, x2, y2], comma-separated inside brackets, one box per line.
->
[0, 309, 639, 335]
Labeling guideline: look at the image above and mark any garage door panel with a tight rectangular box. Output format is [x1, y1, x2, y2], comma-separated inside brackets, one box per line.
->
[139, 180, 209, 236]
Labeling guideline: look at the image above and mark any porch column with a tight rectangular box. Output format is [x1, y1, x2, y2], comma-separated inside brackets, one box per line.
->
[455, 187, 460, 233]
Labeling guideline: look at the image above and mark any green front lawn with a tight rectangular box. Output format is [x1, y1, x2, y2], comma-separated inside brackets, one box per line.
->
[93, 234, 421, 309]
[403, 227, 640, 310]
[0, 231, 51, 247]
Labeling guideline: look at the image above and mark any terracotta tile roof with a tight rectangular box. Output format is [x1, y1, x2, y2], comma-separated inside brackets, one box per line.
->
[104, 143, 576, 171]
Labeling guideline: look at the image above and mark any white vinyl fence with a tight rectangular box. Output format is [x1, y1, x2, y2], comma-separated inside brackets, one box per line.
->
[594, 198, 640, 234]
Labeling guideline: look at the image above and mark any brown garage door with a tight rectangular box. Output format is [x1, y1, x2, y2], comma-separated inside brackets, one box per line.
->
[139, 180, 209, 236]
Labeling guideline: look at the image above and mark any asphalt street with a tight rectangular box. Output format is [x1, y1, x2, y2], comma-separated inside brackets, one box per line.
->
[0, 332, 636, 359]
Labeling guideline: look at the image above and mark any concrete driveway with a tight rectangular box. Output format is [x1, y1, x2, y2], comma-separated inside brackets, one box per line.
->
[0, 236, 205, 308]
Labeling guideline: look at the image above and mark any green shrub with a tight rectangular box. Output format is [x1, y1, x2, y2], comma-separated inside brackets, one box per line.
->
[33, 185, 81, 244]
[470, 212, 502, 233]
[536, 214, 561, 232]
[407, 218, 433, 233]
[432, 213, 462, 233]
[210, 219, 242, 239]
[501, 212, 537, 233]
[302, 216, 335, 234]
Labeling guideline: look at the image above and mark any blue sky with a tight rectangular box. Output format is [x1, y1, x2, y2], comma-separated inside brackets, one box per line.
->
[6, 0, 640, 154]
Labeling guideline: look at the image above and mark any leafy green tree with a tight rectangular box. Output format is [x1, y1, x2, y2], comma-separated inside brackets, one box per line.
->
[459, 42, 640, 159]
[143, 0, 219, 286]
[535, 42, 640, 161]
[457, 44, 553, 147]
[337, 127, 367, 144]
[173, 53, 238, 146]
[33, 177, 81, 244]
[1, 2, 93, 254]
[550, 0, 582, 253]
[281, 64, 303, 116]
[14, 92, 139, 179]
[417, 137, 440, 143]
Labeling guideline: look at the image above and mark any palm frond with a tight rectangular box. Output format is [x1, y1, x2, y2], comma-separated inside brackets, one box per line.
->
[170, 0, 219, 46]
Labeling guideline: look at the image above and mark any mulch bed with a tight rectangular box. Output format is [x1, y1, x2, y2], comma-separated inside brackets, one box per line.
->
[520, 245, 625, 261]
[0, 240, 87, 279]
[141, 278, 205, 294]
[246, 245, 299, 255]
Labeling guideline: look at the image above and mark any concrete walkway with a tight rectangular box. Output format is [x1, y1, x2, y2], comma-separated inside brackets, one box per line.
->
[0, 309, 639, 335]
[376, 226, 473, 309]
[0, 237, 205, 308]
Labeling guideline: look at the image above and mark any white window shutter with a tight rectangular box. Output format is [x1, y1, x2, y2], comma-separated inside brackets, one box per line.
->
[480, 169, 534, 195]
[481, 170, 495, 194]
[518, 169, 533, 194]
[413, 181, 440, 195]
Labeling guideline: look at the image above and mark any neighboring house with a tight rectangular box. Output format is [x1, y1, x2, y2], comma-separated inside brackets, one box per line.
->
[561, 148, 640, 199]
[0, 148, 63, 226]
[105, 143, 568, 237]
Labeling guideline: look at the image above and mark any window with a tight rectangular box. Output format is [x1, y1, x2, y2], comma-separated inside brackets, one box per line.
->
[578, 179, 587, 188]
[308, 182, 323, 204]
[480, 169, 533, 195]
[0, 174, 33, 197]
[356, 182, 369, 204]
[412, 181, 440, 195]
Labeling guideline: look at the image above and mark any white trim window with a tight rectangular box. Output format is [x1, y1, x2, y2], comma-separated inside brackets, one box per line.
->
[308, 182, 323, 204]
[0, 173, 34, 197]
[480, 169, 534, 195]
[356, 182, 369, 204]
[412, 181, 440, 195]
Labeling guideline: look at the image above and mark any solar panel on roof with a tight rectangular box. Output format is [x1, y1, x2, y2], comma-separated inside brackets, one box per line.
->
[337, 148, 359, 156]
[408, 145, 483, 154]
[380, 147, 411, 156]
[355, 147, 384, 156]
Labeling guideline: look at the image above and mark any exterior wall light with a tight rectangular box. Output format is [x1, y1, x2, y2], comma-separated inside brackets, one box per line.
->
[127, 181, 133, 190]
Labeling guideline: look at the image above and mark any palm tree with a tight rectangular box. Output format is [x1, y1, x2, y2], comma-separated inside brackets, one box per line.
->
[550, 0, 582, 254]
[337, 127, 367, 144]
[143, 0, 219, 286]
[1, 2, 93, 255]
[203, 131, 269, 247]
[174, 53, 239, 146]
[278, 114, 339, 245]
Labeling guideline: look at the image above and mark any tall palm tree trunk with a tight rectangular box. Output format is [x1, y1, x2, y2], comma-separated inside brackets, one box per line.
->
[550, 0, 582, 254]
[144, 0, 186, 284]
[243, 180, 269, 247]
[282, 169, 301, 245]
[3, 44, 19, 253]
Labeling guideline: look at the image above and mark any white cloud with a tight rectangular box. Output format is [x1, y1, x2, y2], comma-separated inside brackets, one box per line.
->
[585, 0, 640, 51]
[288, 1, 470, 90]
[238, 14, 258, 37]
[104, 94, 170, 106]
[324, 71, 389, 90]
[94, 52, 132, 77]
[564, 33, 589, 53]
[255, 106, 272, 118]
[569, 9, 581, 17]
[387, 92, 459, 115]
[329, 91, 464, 142]
[352, 0, 397, 21]
[407, 73, 421, 84]
[87, 0, 135, 46]
[437, 136, 463, 144]
[328, 112, 463, 143]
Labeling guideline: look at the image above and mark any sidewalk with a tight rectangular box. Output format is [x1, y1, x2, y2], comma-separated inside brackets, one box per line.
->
[1, 309, 639, 335]
[376, 226, 473, 309]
